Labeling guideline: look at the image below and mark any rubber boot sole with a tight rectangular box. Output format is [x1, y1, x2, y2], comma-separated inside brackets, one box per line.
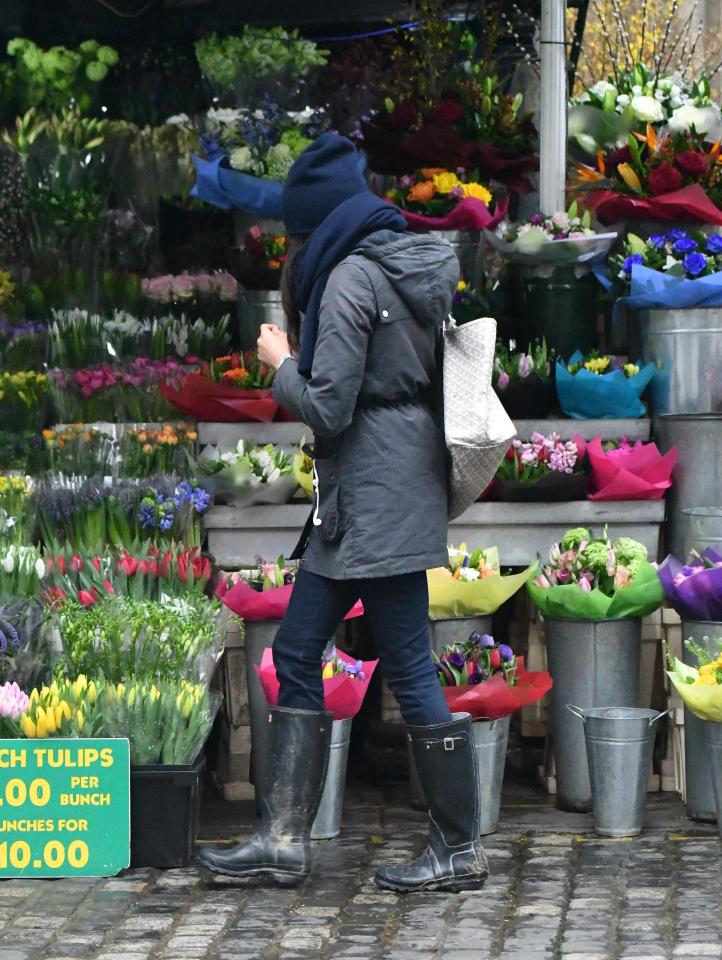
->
[374, 871, 488, 894]
[197, 855, 307, 888]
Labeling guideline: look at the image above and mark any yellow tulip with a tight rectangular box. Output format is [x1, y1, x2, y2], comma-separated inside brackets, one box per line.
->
[29, 689, 38, 704]
[44, 709, 57, 734]
[36, 717, 48, 739]
[87, 681, 97, 704]
[21, 715, 36, 738]
[76, 710, 84, 732]
[322, 662, 335, 680]
[116, 683, 125, 698]
[182, 697, 193, 719]
[617, 163, 643, 194]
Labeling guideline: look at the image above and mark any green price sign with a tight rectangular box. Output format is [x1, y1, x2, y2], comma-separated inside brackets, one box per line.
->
[0, 738, 130, 878]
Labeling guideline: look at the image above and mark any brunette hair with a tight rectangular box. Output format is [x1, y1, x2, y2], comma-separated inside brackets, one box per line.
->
[280, 235, 308, 352]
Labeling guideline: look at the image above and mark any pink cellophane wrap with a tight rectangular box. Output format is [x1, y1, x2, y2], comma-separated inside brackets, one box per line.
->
[256, 647, 379, 720]
[586, 436, 678, 501]
[402, 195, 509, 232]
[585, 184, 722, 226]
[442, 658, 553, 720]
[216, 579, 364, 623]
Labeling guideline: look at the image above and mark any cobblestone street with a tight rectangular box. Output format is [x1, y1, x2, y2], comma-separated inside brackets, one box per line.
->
[0, 783, 719, 960]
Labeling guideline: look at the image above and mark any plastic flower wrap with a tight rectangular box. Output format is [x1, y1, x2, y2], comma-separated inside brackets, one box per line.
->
[493, 340, 555, 418]
[256, 645, 378, 720]
[0, 474, 34, 541]
[217, 559, 364, 623]
[492, 432, 587, 502]
[485, 203, 617, 277]
[427, 544, 537, 619]
[608, 230, 722, 310]
[161, 351, 281, 422]
[433, 631, 552, 720]
[657, 548, 722, 621]
[586, 436, 677, 501]
[198, 439, 297, 506]
[666, 636, 722, 723]
[292, 445, 314, 501]
[556, 350, 655, 419]
[528, 527, 664, 620]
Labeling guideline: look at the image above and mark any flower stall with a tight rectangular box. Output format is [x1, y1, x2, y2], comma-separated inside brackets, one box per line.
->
[0, 0, 718, 872]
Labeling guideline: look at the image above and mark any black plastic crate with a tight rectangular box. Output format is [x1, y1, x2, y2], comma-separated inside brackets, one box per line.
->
[130, 753, 205, 868]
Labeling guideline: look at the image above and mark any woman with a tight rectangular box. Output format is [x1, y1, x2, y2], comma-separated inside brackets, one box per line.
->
[198, 134, 487, 893]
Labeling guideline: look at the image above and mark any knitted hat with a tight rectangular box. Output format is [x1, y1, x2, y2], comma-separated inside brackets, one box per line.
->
[282, 133, 369, 235]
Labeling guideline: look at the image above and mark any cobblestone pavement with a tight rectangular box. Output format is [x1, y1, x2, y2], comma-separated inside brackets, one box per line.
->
[0, 784, 719, 960]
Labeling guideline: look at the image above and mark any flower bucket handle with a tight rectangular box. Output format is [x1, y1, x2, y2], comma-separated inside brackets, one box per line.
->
[648, 708, 671, 727]
[567, 704, 586, 723]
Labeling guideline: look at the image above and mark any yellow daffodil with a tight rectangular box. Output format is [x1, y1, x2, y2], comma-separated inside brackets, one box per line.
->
[456, 280, 468, 292]
[432, 171, 462, 194]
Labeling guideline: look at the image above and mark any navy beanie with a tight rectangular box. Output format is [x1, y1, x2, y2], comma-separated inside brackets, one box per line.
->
[282, 133, 369, 236]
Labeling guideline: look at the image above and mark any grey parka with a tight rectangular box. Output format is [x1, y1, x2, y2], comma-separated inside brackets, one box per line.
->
[272, 230, 459, 579]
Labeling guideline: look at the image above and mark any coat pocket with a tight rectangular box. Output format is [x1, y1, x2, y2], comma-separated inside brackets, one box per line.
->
[312, 456, 343, 542]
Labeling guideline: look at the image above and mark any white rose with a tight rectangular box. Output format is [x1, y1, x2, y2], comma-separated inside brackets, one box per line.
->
[552, 212, 570, 230]
[589, 80, 617, 99]
[229, 146, 253, 172]
[669, 104, 722, 141]
[631, 95, 665, 123]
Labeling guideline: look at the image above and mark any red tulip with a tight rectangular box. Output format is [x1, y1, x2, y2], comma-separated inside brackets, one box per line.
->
[176, 552, 189, 582]
[71, 554, 83, 572]
[160, 550, 174, 578]
[119, 554, 139, 576]
[78, 589, 96, 607]
[140, 558, 159, 577]
[490, 648, 501, 670]
[90, 557, 101, 572]
[103, 579, 115, 595]
[56, 555, 67, 575]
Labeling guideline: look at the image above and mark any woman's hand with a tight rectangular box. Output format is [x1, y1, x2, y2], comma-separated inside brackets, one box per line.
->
[257, 324, 292, 369]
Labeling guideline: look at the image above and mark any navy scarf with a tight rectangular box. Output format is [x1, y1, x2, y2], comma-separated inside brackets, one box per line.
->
[293, 193, 407, 377]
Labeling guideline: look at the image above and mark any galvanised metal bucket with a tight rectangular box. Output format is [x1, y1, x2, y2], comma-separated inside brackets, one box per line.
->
[704, 721, 722, 840]
[569, 705, 668, 837]
[544, 618, 642, 812]
[681, 621, 722, 822]
[653, 415, 722, 559]
[311, 717, 352, 840]
[407, 715, 509, 830]
[238, 288, 286, 351]
[243, 620, 279, 814]
[680, 509, 722, 560]
[637, 307, 722, 415]
[431, 230, 482, 287]
[519, 266, 598, 359]
[428, 616, 493, 657]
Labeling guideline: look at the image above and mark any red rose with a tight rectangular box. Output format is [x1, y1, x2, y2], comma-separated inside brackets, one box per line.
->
[605, 145, 632, 169]
[647, 163, 683, 196]
[431, 99, 464, 123]
[388, 100, 417, 129]
[675, 150, 710, 177]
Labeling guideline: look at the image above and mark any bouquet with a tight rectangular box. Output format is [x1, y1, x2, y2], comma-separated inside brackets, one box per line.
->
[141, 271, 238, 307]
[42, 425, 115, 477]
[0, 371, 48, 432]
[119, 423, 198, 478]
[427, 544, 537, 619]
[433, 631, 552, 720]
[667, 637, 722, 723]
[485, 203, 617, 276]
[198, 440, 297, 506]
[493, 433, 587, 502]
[586, 436, 677, 501]
[577, 127, 722, 226]
[386, 168, 506, 232]
[256, 645, 377, 720]
[292, 446, 314, 501]
[609, 230, 722, 310]
[161, 352, 279, 423]
[238, 226, 289, 289]
[528, 527, 664, 620]
[556, 351, 655, 419]
[657, 548, 722, 622]
[493, 340, 555, 419]
[217, 560, 364, 623]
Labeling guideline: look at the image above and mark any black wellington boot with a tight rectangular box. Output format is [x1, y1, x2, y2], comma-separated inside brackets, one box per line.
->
[374, 713, 489, 893]
[197, 705, 332, 886]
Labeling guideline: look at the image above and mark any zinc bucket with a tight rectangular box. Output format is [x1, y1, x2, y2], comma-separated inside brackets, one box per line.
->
[311, 717, 352, 840]
[704, 721, 722, 840]
[544, 618, 642, 812]
[431, 229, 482, 286]
[238, 288, 286, 351]
[428, 616, 492, 657]
[569, 705, 668, 836]
[681, 622, 722, 822]
[680, 508, 722, 561]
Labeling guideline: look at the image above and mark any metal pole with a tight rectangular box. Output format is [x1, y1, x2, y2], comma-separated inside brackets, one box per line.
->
[540, 0, 568, 214]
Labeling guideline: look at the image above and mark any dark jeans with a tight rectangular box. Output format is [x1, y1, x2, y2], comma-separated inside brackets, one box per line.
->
[273, 568, 451, 727]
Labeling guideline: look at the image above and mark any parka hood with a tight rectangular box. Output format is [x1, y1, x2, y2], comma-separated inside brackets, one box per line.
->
[353, 231, 459, 324]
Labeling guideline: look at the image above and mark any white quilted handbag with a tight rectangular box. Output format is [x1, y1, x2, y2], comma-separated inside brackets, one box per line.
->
[444, 316, 516, 520]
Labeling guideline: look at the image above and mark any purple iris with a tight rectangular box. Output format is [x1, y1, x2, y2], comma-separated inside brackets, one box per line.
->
[343, 660, 366, 681]
[684, 252, 708, 277]
[623, 253, 643, 274]
[498, 644, 514, 663]
[448, 650, 466, 670]
[706, 234, 722, 255]
[649, 234, 666, 249]
[674, 237, 698, 254]
[478, 634, 495, 649]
